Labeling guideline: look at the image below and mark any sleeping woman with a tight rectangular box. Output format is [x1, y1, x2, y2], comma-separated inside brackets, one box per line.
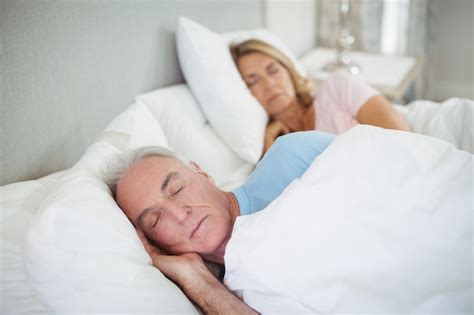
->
[231, 39, 410, 153]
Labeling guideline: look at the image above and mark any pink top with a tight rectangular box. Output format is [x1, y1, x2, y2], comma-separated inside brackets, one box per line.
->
[313, 70, 380, 134]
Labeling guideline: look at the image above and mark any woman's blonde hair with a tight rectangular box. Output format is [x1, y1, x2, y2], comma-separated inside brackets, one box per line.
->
[230, 39, 314, 107]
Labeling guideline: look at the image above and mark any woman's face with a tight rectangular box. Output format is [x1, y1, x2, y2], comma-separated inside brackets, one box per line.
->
[237, 52, 296, 118]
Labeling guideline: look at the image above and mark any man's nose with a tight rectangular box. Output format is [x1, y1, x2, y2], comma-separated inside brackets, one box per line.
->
[166, 203, 191, 223]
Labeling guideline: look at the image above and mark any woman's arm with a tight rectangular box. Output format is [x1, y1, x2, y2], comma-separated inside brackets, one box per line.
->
[356, 95, 410, 131]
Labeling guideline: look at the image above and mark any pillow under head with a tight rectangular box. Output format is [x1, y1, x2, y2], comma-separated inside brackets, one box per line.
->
[24, 167, 199, 313]
[177, 17, 304, 163]
[23, 101, 199, 313]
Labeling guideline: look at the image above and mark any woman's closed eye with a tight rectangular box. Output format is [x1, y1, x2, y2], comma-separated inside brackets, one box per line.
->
[244, 76, 259, 87]
[268, 65, 279, 75]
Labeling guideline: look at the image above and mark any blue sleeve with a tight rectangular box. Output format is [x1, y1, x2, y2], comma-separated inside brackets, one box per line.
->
[233, 131, 335, 215]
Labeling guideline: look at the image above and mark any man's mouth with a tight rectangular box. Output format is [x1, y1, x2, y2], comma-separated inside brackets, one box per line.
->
[191, 215, 208, 239]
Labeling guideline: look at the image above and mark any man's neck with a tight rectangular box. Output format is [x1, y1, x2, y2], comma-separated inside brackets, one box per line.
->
[204, 192, 241, 265]
[226, 191, 241, 219]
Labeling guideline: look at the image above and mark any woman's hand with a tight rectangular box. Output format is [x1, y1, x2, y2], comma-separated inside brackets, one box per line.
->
[272, 99, 310, 131]
[263, 120, 291, 153]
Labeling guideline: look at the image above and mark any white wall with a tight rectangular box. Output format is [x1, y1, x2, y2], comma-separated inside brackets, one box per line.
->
[0, 0, 264, 185]
[426, 0, 473, 101]
[263, 0, 317, 57]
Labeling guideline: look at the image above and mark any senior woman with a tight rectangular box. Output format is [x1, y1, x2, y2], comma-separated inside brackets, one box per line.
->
[231, 39, 410, 152]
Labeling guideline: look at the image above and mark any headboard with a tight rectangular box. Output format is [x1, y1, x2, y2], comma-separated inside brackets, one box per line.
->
[0, 0, 264, 185]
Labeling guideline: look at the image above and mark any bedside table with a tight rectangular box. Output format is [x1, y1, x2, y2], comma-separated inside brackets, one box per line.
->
[300, 47, 422, 103]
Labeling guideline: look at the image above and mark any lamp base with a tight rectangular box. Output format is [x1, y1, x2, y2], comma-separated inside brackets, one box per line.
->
[322, 59, 361, 76]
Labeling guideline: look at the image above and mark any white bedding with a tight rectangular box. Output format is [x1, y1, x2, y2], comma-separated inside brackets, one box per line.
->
[225, 125, 473, 313]
[1, 173, 63, 314]
[1, 86, 472, 313]
[398, 97, 473, 153]
[1, 85, 253, 314]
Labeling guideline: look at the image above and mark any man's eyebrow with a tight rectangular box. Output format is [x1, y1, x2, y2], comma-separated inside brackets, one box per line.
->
[136, 172, 179, 228]
[161, 171, 179, 192]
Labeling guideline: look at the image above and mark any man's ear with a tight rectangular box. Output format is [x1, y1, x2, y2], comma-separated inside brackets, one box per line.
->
[189, 161, 215, 184]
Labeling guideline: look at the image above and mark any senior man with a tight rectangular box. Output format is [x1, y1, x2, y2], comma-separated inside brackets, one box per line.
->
[107, 131, 334, 314]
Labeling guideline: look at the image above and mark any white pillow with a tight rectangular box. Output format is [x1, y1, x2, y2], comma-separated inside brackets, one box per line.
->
[177, 16, 269, 163]
[74, 101, 170, 175]
[402, 98, 473, 153]
[135, 84, 254, 191]
[23, 102, 199, 313]
[24, 167, 198, 313]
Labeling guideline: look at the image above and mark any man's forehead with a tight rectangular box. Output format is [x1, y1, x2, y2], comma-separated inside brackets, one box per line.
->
[120, 156, 182, 188]
[116, 156, 185, 221]
[135, 155, 184, 172]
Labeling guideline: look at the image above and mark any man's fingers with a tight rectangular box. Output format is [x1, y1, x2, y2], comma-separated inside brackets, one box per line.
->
[136, 228, 163, 256]
[133, 231, 209, 284]
[136, 228, 146, 240]
[136, 229, 151, 246]
[153, 253, 208, 284]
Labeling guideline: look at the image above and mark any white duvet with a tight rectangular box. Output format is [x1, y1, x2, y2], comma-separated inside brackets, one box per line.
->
[224, 125, 473, 313]
[398, 97, 473, 153]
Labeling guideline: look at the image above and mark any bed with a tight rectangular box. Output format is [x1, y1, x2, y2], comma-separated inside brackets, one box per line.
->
[2, 84, 472, 314]
[1, 4, 473, 315]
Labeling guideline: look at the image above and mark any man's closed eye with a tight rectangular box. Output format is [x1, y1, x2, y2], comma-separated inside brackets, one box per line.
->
[172, 186, 184, 196]
[152, 214, 160, 228]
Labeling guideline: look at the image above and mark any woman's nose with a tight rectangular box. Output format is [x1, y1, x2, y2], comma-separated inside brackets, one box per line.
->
[262, 75, 276, 88]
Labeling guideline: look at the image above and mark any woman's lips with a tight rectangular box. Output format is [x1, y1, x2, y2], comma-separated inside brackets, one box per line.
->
[191, 215, 208, 239]
[267, 93, 289, 106]
[267, 93, 283, 103]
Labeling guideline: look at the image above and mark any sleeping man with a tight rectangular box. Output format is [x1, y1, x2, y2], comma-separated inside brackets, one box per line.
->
[106, 130, 332, 313]
[106, 127, 472, 314]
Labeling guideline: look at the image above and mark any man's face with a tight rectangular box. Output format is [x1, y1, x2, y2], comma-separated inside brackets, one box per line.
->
[116, 156, 233, 258]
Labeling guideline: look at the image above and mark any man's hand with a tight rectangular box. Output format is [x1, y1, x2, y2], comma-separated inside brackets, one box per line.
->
[136, 229, 258, 314]
[137, 229, 207, 286]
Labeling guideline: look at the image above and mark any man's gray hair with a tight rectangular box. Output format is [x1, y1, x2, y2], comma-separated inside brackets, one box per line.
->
[103, 146, 184, 198]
